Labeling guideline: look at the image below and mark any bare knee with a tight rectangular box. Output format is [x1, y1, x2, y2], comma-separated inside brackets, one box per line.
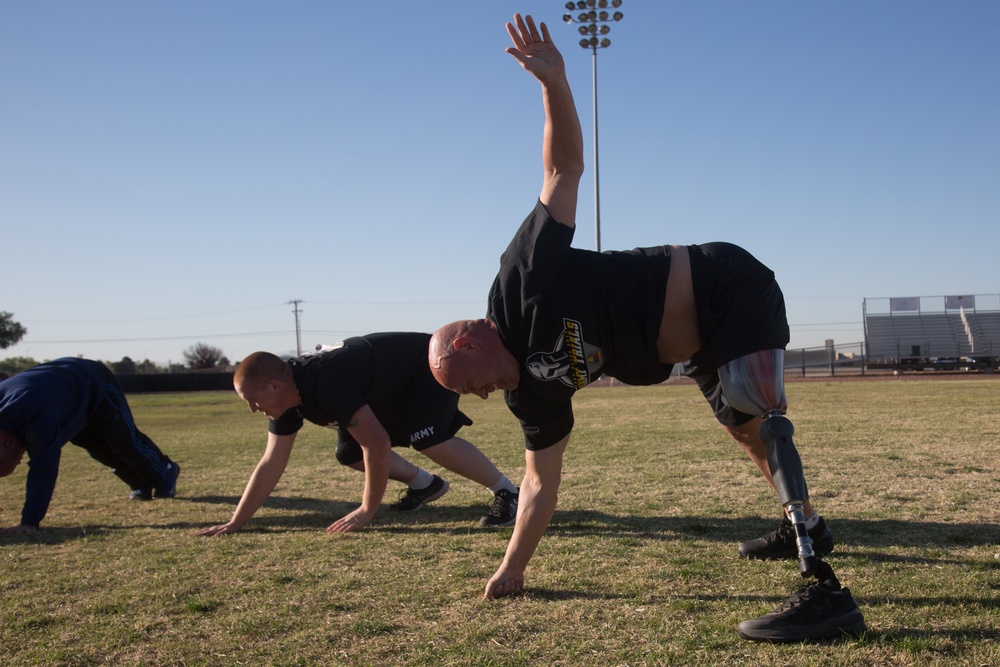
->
[725, 417, 764, 454]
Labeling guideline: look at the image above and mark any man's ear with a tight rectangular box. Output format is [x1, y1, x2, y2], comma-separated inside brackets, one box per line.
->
[453, 336, 479, 352]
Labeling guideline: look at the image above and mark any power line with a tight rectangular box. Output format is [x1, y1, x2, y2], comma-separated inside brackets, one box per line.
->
[21, 303, 291, 325]
[23, 331, 289, 344]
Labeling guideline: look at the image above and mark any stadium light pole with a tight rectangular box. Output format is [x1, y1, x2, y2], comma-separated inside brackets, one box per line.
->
[562, 0, 623, 253]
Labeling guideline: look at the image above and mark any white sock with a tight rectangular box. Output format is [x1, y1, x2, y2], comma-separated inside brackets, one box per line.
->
[409, 469, 434, 490]
[488, 474, 517, 495]
[805, 513, 821, 530]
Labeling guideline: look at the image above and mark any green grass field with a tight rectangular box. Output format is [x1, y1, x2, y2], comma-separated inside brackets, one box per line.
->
[1, 377, 998, 666]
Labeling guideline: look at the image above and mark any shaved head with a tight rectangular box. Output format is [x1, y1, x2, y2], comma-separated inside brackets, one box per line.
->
[234, 351, 290, 390]
[233, 352, 300, 419]
[429, 320, 476, 369]
[429, 319, 520, 399]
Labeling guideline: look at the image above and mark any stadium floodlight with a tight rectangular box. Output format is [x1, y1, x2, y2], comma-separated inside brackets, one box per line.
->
[561, 0, 624, 252]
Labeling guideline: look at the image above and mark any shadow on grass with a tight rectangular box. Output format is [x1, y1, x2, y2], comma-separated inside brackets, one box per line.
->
[5, 505, 998, 553]
[175, 497, 1000, 554]
[681, 591, 1000, 610]
[183, 494, 499, 531]
[540, 512, 1000, 554]
[669, 592, 1000, 645]
[0, 495, 504, 544]
[865, 626, 1000, 643]
[524, 588, 632, 602]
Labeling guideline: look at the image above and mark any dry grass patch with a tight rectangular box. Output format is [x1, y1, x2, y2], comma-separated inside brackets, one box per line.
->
[1, 378, 998, 666]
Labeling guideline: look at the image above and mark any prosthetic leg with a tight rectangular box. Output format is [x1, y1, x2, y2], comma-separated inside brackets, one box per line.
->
[723, 351, 865, 641]
[720, 349, 821, 579]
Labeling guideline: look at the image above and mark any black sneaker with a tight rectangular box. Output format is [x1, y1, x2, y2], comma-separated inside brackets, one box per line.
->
[739, 515, 834, 560]
[738, 578, 866, 642]
[155, 462, 180, 499]
[480, 488, 518, 527]
[390, 475, 449, 511]
[130, 488, 153, 501]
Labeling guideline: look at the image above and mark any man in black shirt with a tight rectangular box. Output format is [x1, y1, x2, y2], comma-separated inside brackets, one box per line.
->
[195, 332, 518, 536]
[429, 14, 864, 642]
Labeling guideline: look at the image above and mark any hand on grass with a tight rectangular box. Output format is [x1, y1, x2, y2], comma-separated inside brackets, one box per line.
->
[193, 523, 240, 537]
[484, 567, 523, 600]
[326, 507, 374, 534]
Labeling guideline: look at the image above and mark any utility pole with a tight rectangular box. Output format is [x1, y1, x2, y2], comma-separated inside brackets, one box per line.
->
[288, 299, 303, 356]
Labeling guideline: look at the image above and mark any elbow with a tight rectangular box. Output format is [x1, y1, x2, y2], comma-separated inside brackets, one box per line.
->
[549, 160, 585, 183]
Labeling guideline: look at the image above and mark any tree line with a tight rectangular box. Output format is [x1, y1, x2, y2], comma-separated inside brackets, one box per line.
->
[1, 312, 232, 378]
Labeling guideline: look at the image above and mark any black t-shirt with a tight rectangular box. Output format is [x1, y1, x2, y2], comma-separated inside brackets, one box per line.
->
[488, 201, 674, 450]
[269, 332, 440, 439]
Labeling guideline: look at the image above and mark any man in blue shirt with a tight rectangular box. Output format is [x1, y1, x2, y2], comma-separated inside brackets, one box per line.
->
[0, 357, 180, 533]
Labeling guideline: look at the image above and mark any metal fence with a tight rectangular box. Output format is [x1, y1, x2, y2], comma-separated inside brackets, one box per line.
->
[785, 341, 868, 377]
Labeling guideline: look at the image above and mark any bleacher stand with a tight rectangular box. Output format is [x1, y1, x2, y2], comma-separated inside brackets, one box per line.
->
[864, 294, 1000, 371]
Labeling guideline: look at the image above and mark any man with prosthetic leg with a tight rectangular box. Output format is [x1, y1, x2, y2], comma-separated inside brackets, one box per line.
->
[430, 13, 866, 642]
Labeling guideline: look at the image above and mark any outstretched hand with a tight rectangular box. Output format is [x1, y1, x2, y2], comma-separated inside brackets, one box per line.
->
[505, 14, 566, 83]
[193, 523, 240, 537]
[326, 507, 375, 534]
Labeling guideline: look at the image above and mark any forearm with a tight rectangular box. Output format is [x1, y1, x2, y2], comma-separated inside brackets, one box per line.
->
[501, 469, 560, 573]
[359, 444, 390, 513]
[227, 463, 283, 529]
[227, 432, 295, 528]
[22, 464, 59, 527]
[541, 77, 585, 182]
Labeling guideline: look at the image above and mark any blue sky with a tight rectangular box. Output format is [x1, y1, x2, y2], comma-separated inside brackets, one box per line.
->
[2, 1, 997, 365]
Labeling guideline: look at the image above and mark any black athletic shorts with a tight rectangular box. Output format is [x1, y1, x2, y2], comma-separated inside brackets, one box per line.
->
[334, 391, 473, 466]
[683, 242, 789, 428]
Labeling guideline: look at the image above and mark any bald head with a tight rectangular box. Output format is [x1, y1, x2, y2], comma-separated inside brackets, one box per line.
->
[429, 321, 475, 368]
[429, 319, 520, 399]
[234, 351, 290, 389]
[233, 352, 300, 419]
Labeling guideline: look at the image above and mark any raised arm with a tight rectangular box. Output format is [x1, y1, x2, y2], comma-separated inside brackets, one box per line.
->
[194, 431, 296, 536]
[484, 433, 569, 599]
[505, 13, 584, 229]
[326, 404, 392, 534]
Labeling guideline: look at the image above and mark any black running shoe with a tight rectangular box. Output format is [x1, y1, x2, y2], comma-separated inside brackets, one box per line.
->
[130, 488, 153, 501]
[390, 475, 449, 511]
[155, 462, 180, 499]
[738, 579, 866, 642]
[739, 515, 834, 560]
[480, 488, 518, 527]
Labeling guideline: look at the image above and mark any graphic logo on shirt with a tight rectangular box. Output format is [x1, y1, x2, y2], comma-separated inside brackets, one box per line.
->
[526, 318, 603, 389]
